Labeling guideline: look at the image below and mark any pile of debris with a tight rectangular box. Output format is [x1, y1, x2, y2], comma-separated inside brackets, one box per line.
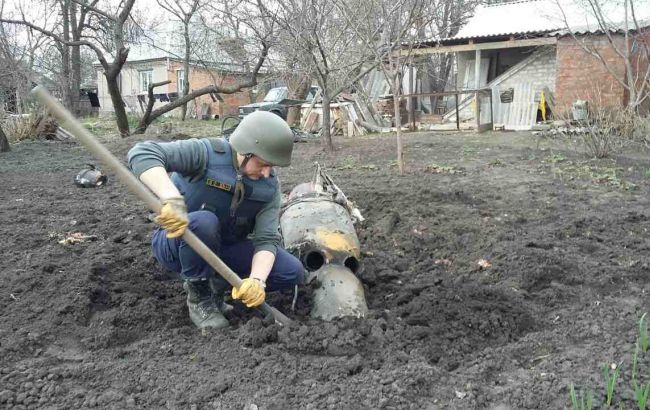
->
[297, 76, 404, 137]
[298, 94, 408, 136]
[531, 120, 620, 138]
[300, 94, 374, 137]
[2, 112, 64, 141]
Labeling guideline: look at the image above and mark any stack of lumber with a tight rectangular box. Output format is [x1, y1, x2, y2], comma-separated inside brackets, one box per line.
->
[297, 87, 393, 136]
[300, 101, 368, 137]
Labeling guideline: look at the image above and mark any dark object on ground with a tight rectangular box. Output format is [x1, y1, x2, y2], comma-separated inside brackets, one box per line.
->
[74, 164, 108, 187]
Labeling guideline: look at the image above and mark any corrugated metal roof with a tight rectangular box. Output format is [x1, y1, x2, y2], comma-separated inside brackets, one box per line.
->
[451, 0, 650, 40]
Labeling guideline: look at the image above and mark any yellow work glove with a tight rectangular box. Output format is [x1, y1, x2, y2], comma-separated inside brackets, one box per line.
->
[232, 278, 266, 307]
[155, 197, 188, 238]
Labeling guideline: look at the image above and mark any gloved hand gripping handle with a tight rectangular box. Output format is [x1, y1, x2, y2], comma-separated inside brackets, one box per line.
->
[31, 86, 291, 326]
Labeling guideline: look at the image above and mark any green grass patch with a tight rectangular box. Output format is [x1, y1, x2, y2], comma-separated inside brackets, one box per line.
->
[546, 153, 567, 164]
[424, 163, 463, 174]
[554, 163, 638, 191]
[488, 158, 505, 167]
[461, 146, 478, 157]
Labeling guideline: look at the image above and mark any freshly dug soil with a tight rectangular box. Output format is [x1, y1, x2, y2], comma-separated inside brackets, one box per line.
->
[1, 130, 649, 409]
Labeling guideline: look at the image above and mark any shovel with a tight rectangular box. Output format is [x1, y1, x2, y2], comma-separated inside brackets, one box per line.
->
[31, 86, 291, 326]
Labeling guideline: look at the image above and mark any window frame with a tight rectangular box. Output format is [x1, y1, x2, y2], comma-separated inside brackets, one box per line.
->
[177, 69, 186, 94]
[139, 69, 153, 93]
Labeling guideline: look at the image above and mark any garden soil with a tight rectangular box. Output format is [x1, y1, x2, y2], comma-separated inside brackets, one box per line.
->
[1, 129, 649, 409]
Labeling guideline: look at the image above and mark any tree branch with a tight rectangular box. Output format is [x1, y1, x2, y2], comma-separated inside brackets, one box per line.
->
[71, 0, 114, 21]
[0, 17, 109, 68]
[142, 79, 172, 119]
[134, 41, 270, 133]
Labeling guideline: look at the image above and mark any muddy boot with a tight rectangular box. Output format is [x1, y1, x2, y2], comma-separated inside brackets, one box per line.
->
[209, 275, 233, 314]
[183, 280, 229, 329]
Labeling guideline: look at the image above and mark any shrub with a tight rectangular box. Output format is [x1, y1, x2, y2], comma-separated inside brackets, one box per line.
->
[557, 106, 649, 158]
[1, 111, 58, 142]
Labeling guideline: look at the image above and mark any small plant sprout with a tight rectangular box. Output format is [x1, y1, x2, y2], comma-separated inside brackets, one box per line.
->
[548, 153, 566, 163]
[639, 312, 648, 353]
[572, 313, 650, 409]
[632, 340, 640, 383]
[570, 384, 593, 410]
[633, 380, 649, 410]
[602, 362, 621, 407]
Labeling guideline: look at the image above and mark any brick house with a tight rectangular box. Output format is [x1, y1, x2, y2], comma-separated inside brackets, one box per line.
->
[95, 51, 257, 119]
[414, 0, 650, 130]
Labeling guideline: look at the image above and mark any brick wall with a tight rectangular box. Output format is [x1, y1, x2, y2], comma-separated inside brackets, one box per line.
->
[168, 61, 254, 118]
[555, 34, 627, 113]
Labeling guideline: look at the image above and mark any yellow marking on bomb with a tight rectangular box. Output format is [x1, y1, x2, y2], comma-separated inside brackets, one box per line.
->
[314, 228, 360, 257]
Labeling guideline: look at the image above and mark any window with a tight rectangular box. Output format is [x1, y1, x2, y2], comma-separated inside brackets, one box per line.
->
[177, 69, 186, 94]
[500, 88, 514, 103]
[139, 70, 153, 93]
[263, 87, 288, 102]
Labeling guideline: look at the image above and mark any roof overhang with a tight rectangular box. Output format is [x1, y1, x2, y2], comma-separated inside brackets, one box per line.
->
[402, 36, 557, 56]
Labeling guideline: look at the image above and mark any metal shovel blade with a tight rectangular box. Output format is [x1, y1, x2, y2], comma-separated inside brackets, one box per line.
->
[310, 264, 368, 321]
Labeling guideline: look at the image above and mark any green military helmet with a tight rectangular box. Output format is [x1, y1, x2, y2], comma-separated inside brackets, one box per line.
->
[229, 111, 294, 167]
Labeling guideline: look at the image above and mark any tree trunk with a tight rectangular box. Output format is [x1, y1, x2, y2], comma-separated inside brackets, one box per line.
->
[180, 24, 191, 121]
[286, 75, 311, 126]
[134, 80, 171, 134]
[60, 0, 72, 111]
[0, 125, 10, 152]
[70, 49, 81, 115]
[70, 1, 81, 115]
[321, 93, 334, 151]
[392, 73, 404, 175]
[105, 71, 130, 137]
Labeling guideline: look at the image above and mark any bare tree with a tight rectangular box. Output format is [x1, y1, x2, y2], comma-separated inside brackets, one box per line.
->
[0, 2, 55, 113]
[419, 0, 480, 112]
[156, 0, 203, 120]
[1, 0, 138, 136]
[133, 0, 273, 133]
[1, 0, 100, 115]
[61, 0, 96, 114]
[285, 73, 312, 126]
[558, 0, 650, 110]
[336, 0, 428, 173]
[270, 0, 378, 151]
[134, 42, 269, 133]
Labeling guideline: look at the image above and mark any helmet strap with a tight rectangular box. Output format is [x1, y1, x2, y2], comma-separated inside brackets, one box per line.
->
[230, 149, 251, 217]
